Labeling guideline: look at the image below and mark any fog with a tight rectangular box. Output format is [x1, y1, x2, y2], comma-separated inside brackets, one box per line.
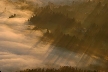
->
[0, 0, 107, 72]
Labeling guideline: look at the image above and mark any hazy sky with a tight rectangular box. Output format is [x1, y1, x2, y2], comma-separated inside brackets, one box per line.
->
[0, 0, 106, 72]
[10, 0, 87, 6]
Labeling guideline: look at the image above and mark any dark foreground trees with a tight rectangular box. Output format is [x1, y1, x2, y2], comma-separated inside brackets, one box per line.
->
[19, 66, 99, 72]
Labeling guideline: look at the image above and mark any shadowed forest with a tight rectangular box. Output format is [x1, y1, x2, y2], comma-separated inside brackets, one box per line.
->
[24, 0, 108, 71]
[28, 0, 108, 62]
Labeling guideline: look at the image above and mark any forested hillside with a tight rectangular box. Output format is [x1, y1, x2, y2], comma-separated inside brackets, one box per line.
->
[9, 1, 107, 72]
[28, 1, 108, 63]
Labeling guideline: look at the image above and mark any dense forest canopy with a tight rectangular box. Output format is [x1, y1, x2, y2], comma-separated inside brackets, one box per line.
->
[27, 1, 108, 69]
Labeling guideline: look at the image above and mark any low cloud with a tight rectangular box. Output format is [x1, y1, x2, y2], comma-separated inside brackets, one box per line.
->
[0, 1, 45, 71]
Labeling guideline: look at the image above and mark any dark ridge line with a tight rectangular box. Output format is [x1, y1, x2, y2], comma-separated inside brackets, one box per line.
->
[18, 66, 100, 72]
